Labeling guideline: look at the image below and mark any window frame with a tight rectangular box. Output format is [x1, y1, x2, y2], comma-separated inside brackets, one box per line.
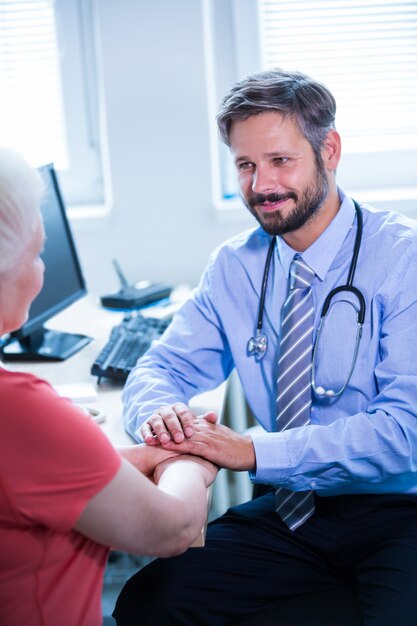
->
[54, 0, 109, 215]
[0, 0, 109, 215]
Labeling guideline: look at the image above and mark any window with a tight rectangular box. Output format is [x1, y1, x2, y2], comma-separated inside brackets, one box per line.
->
[205, 0, 417, 216]
[259, 0, 417, 151]
[0, 0, 104, 209]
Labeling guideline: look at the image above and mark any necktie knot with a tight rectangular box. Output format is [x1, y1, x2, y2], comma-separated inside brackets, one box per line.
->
[289, 256, 315, 290]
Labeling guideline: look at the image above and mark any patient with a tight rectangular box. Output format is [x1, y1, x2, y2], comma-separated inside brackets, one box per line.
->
[0, 148, 217, 626]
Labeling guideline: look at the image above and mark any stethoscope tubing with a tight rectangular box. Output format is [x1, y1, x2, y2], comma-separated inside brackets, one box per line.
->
[256, 238, 275, 332]
[247, 199, 366, 398]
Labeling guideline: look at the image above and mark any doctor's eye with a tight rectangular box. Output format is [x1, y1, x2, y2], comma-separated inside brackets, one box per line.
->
[237, 161, 254, 171]
[273, 156, 290, 166]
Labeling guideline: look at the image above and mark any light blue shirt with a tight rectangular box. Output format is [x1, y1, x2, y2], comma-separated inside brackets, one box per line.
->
[123, 189, 417, 496]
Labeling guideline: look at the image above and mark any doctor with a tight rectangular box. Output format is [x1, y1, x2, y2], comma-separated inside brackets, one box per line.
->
[115, 68, 417, 625]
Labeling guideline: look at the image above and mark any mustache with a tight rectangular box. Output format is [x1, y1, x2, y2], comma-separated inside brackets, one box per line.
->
[248, 192, 297, 207]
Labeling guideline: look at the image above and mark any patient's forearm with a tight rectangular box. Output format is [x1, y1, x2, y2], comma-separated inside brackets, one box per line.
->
[155, 457, 217, 546]
[75, 455, 217, 557]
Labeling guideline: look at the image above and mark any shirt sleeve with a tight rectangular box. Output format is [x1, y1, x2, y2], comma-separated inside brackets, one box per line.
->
[251, 240, 417, 495]
[0, 373, 121, 532]
[122, 251, 234, 440]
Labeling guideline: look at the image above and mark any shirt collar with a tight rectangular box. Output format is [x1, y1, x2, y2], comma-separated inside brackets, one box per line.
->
[276, 187, 356, 281]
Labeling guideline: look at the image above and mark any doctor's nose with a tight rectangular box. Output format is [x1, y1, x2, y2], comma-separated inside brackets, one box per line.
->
[251, 167, 278, 194]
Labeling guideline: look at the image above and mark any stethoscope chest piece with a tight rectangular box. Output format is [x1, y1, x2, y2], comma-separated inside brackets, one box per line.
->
[247, 330, 268, 360]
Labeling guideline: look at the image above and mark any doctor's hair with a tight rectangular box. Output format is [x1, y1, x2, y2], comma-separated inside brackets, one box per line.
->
[0, 148, 43, 274]
[217, 68, 336, 159]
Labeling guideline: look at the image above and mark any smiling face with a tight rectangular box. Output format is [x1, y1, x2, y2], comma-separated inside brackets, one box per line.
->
[229, 111, 341, 250]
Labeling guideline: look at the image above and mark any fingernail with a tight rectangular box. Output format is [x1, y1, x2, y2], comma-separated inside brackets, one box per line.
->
[184, 427, 193, 437]
[174, 432, 184, 443]
[160, 433, 170, 443]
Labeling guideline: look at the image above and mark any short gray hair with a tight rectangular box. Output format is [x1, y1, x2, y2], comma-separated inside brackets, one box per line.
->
[0, 148, 43, 274]
[217, 68, 336, 157]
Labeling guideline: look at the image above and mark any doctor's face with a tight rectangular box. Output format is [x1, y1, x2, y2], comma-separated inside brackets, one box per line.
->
[229, 111, 330, 237]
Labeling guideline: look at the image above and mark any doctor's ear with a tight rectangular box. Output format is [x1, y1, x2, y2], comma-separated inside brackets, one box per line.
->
[321, 129, 341, 171]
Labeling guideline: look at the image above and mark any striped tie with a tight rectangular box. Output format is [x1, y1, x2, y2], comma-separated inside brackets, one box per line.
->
[276, 255, 315, 532]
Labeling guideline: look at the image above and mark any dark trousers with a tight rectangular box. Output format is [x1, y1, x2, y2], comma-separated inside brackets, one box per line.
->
[113, 492, 417, 626]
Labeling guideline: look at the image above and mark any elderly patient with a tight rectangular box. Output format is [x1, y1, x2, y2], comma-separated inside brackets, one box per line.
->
[0, 148, 217, 626]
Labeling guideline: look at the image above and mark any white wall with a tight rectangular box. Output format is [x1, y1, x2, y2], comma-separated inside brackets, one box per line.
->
[72, 0, 251, 296]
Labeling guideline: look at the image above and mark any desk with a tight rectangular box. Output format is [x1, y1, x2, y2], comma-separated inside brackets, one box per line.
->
[5, 295, 227, 445]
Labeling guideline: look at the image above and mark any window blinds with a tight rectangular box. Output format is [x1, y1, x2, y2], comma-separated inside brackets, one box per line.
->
[258, 0, 417, 150]
[0, 0, 68, 167]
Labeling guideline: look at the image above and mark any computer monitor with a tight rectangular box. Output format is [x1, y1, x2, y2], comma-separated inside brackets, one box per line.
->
[2, 164, 92, 361]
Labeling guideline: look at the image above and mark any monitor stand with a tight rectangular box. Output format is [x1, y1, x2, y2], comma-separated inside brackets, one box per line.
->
[2, 327, 92, 361]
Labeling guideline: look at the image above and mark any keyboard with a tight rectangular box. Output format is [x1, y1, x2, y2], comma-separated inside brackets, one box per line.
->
[91, 313, 171, 382]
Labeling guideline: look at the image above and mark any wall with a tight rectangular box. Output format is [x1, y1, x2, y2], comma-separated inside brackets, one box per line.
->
[72, 0, 252, 296]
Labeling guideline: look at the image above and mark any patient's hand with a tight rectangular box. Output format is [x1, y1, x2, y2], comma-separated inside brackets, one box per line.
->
[117, 444, 179, 477]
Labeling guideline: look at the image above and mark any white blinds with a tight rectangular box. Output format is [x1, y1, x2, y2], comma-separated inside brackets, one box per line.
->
[0, 0, 68, 167]
[258, 0, 417, 151]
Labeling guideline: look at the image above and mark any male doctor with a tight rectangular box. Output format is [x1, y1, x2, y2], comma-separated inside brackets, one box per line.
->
[114, 68, 417, 626]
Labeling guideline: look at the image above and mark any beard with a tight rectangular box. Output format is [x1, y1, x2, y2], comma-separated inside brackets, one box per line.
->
[243, 157, 329, 237]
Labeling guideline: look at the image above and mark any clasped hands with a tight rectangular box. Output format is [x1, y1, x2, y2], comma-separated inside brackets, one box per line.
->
[139, 402, 256, 472]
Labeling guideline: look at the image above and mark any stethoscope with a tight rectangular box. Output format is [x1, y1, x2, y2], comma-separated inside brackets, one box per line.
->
[247, 200, 366, 399]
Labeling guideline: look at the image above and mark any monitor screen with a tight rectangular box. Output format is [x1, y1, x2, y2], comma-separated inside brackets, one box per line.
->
[2, 164, 91, 360]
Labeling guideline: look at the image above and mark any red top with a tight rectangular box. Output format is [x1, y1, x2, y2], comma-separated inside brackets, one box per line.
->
[0, 369, 121, 626]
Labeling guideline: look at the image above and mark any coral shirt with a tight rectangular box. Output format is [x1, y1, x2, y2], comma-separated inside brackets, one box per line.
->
[0, 369, 121, 626]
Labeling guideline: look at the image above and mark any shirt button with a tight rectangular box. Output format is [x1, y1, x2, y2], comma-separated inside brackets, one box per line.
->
[310, 480, 317, 489]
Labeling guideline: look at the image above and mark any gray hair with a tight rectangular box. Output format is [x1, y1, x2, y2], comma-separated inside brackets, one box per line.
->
[0, 148, 43, 274]
[217, 68, 336, 158]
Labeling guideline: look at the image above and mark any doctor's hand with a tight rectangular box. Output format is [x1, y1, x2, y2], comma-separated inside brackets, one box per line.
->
[159, 418, 256, 472]
[140, 404, 218, 446]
